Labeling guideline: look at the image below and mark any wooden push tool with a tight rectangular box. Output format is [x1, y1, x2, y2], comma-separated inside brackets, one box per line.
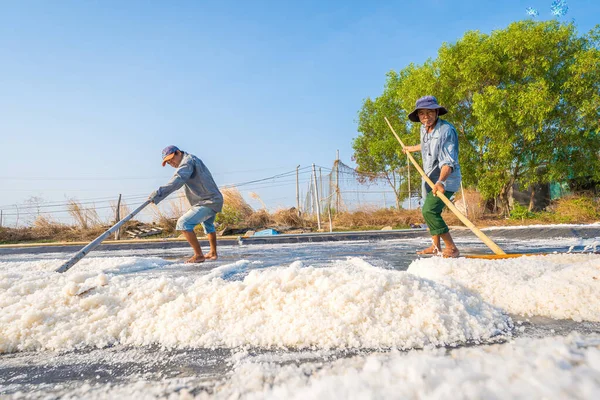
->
[384, 117, 506, 256]
[56, 200, 152, 273]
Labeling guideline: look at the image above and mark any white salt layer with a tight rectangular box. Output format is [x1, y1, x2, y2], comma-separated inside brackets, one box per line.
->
[407, 253, 600, 321]
[7, 334, 599, 400]
[216, 333, 600, 400]
[0, 256, 511, 353]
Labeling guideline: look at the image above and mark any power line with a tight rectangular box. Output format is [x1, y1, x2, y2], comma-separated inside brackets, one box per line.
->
[221, 167, 312, 189]
[1, 204, 121, 217]
[0, 194, 150, 211]
[0, 166, 319, 216]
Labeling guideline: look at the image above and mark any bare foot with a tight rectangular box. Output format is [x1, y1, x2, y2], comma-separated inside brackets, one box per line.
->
[185, 254, 206, 263]
[205, 252, 218, 261]
[417, 245, 439, 255]
[442, 248, 460, 258]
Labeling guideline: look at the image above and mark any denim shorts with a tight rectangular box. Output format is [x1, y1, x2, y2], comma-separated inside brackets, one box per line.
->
[176, 206, 217, 234]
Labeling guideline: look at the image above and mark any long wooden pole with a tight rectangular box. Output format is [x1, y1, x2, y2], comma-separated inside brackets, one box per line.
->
[336, 150, 340, 211]
[114, 194, 122, 240]
[56, 200, 152, 273]
[312, 164, 322, 230]
[407, 154, 411, 210]
[296, 165, 300, 216]
[384, 117, 505, 255]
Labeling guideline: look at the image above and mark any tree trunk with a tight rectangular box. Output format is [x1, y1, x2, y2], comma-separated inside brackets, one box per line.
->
[528, 185, 536, 212]
[498, 178, 515, 217]
[383, 171, 402, 210]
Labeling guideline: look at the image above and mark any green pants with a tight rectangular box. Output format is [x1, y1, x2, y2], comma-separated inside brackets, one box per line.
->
[422, 190, 454, 236]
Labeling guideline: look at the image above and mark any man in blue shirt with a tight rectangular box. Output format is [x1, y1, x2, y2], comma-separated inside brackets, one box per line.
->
[149, 146, 224, 263]
[403, 96, 461, 258]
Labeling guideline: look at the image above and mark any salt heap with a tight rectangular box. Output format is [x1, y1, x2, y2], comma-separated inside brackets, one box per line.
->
[0, 256, 512, 353]
[408, 253, 600, 321]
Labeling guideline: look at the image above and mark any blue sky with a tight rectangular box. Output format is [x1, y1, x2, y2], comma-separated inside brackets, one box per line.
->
[0, 1, 597, 224]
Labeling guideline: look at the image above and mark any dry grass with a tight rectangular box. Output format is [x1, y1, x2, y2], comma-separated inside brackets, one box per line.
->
[0, 219, 108, 243]
[246, 209, 272, 229]
[272, 208, 304, 227]
[431, 189, 489, 227]
[32, 215, 65, 236]
[453, 189, 485, 220]
[3, 192, 599, 244]
[67, 200, 103, 229]
[110, 199, 131, 221]
[249, 192, 267, 210]
[549, 195, 599, 222]
[334, 208, 423, 230]
[223, 188, 253, 217]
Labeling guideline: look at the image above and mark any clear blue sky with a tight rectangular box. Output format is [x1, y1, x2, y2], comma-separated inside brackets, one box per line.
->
[0, 1, 597, 224]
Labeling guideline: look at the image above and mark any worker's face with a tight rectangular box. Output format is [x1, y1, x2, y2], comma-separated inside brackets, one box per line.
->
[418, 109, 438, 129]
[166, 152, 183, 168]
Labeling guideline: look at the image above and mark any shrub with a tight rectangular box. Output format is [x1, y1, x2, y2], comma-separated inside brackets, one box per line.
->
[509, 203, 537, 220]
[215, 188, 253, 227]
[217, 204, 250, 226]
[551, 195, 599, 222]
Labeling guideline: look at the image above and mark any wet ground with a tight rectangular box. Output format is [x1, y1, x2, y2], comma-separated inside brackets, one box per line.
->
[1, 225, 599, 398]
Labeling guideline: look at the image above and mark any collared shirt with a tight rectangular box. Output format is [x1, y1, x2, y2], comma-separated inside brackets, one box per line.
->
[420, 119, 462, 196]
[153, 152, 224, 213]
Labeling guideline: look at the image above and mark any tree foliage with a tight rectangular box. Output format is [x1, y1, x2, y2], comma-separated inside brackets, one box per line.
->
[353, 21, 600, 214]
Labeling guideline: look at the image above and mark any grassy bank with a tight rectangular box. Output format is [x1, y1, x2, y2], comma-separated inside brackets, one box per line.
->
[1, 189, 598, 245]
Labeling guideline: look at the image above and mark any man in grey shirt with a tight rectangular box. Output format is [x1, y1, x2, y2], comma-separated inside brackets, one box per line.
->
[403, 96, 461, 257]
[149, 145, 224, 263]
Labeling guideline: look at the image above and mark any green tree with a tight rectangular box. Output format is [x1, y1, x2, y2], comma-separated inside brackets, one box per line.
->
[352, 72, 408, 208]
[354, 21, 600, 215]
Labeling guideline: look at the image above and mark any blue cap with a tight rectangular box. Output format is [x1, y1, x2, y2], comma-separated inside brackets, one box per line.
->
[161, 145, 180, 166]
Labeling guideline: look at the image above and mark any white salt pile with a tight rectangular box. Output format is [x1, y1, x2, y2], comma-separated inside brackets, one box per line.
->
[216, 333, 600, 400]
[0, 257, 511, 353]
[408, 253, 600, 321]
[13, 334, 599, 399]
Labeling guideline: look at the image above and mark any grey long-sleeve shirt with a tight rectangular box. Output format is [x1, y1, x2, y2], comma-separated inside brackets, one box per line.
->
[420, 119, 462, 197]
[153, 152, 224, 213]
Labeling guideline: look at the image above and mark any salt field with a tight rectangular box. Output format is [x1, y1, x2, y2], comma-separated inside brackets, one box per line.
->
[1, 227, 600, 399]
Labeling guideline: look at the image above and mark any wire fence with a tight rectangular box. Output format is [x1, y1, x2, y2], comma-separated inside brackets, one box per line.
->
[0, 161, 418, 228]
[302, 160, 417, 215]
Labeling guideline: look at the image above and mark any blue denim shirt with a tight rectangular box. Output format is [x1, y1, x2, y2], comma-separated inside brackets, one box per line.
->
[420, 119, 462, 197]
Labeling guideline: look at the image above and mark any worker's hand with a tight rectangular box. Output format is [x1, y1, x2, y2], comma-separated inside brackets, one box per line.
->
[432, 182, 446, 196]
[402, 146, 416, 154]
[148, 189, 161, 204]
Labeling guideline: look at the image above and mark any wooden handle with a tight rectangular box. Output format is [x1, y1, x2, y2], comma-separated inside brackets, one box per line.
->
[384, 117, 506, 255]
[55, 200, 153, 273]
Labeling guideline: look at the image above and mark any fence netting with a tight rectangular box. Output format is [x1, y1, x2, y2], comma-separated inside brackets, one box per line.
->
[302, 160, 419, 215]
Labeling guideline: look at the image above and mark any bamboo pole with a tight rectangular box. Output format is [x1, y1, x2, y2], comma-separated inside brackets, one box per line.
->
[384, 117, 505, 255]
[336, 150, 340, 211]
[312, 164, 322, 230]
[407, 154, 411, 210]
[460, 181, 468, 217]
[114, 194, 122, 240]
[296, 165, 300, 216]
